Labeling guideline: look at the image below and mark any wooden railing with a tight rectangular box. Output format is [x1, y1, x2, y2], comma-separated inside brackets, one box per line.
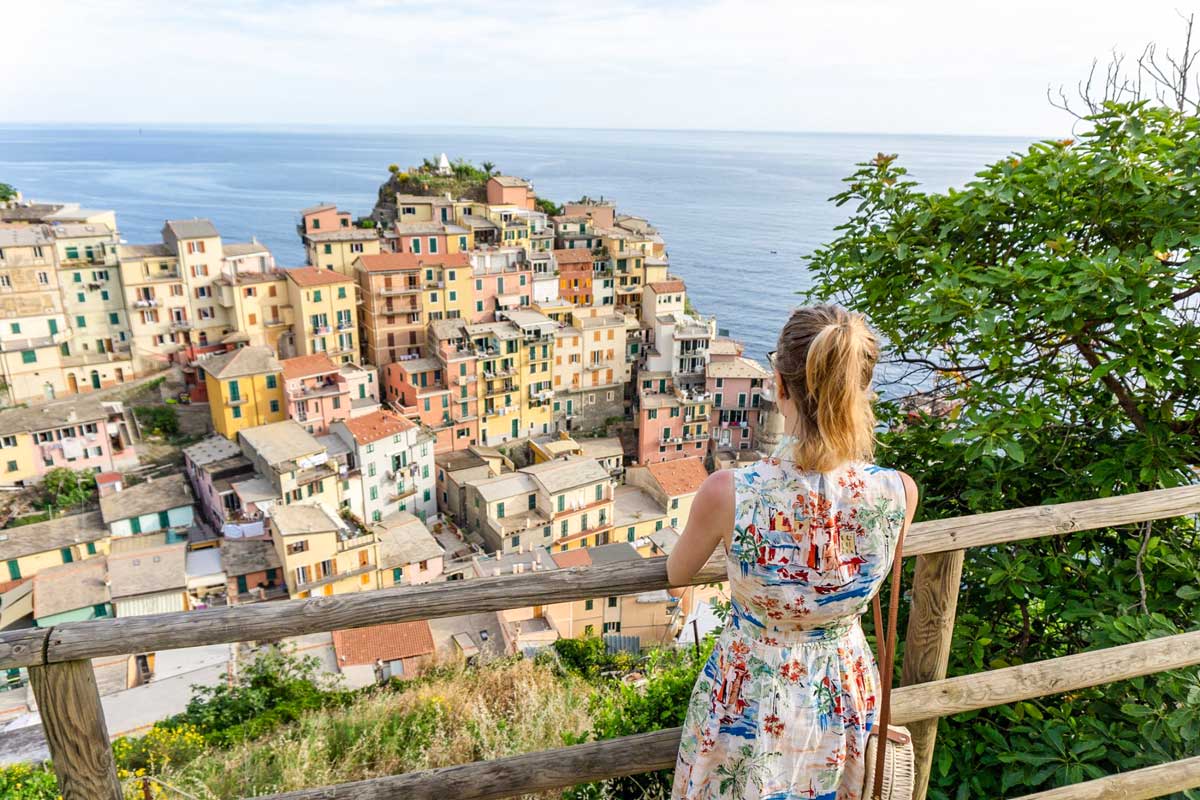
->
[2, 485, 1199, 800]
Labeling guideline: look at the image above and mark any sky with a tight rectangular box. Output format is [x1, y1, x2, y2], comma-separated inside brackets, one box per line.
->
[1, 0, 1193, 136]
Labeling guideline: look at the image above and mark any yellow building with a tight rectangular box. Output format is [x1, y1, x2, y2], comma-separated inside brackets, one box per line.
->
[416, 252, 474, 323]
[305, 228, 381, 279]
[0, 227, 72, 403]
[214, 273, 292, 352]
[285, 267, 358, 363]
[270, 504, 380, 598]
[116, 242, 188, 374]
[624, 456, 708, 533]
[1, 511, 110, 585]
[200, 346, 286, 439]
[466, 309, 557, 446]
[464, 456, 614, 553]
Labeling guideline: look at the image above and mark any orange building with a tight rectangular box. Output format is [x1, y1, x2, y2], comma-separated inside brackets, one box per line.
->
[556, 249, 595, 306]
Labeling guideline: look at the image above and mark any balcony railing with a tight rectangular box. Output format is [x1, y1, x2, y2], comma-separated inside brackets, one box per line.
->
[7, 487, 1200, 800]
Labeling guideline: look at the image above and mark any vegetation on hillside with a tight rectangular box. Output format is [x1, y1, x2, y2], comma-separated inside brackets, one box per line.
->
[806, 97, 1200, 798]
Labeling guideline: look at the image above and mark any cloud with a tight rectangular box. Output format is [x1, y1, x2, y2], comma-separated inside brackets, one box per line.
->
[0, 0, 1187, 135]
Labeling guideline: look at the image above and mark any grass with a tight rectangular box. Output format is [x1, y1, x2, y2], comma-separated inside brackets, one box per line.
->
[145, 658, 593, 799]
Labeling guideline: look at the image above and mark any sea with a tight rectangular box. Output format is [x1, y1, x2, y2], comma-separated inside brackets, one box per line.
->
[0, 125, 1037, 360]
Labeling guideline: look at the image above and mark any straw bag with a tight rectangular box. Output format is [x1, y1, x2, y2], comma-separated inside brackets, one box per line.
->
[861, 519, 915, 800]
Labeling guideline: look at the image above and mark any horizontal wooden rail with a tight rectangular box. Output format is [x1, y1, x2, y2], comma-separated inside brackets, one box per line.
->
[251, 630, 1200, 800]
[2, 485, 1195, 672]
[1010, 754, 1200, 799]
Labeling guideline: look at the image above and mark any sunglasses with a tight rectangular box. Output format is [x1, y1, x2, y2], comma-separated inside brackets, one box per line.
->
[766, 350, 777, 369]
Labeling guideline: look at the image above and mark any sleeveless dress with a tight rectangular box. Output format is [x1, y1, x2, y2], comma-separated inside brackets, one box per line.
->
[671, 455, 908, 800]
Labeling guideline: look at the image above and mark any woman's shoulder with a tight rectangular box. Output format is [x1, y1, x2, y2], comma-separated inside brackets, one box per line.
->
[859, 462, 919, 512]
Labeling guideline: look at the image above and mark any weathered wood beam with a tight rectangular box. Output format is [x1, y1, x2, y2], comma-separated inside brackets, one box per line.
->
[899, 549, 965, 800]
[1009, 754, 1200, 799]
[3, 486, 1195, 671]
[28, 659, 122, 800]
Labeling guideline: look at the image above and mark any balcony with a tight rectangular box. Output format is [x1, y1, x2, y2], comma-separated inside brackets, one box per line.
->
[141, 269, 181, 282]
[169, 320, 192, 332]
[389, 485, 418, 503]
[484, 381, 515, 397]
[0, 329, 72, 352]
[287, 381, 342, 401]
[424, 280, 445, 289]
[659, 434, 684, 445]
[133, 298, 159, 308]
[312, 325, 332, 335]
[379, 284, 421, 296]
[336, 320, 354, 331]
[294, 563, 376, 593]
[336, 532, 375, 552]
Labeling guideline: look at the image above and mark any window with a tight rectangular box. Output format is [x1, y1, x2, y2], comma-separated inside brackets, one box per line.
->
[595, 484, 603, 501]
[37, 272, 49, 285]
[368, 463, 376, 478]
[287, 541, 309, 554]
[109, 313, 119, 324]
[20, 350, 35, 364]
[313, 290, 322, 302]
[528, 494, 536, 510]
[627, 527, 635, 542]
[557, 495, 565, 512]
[411, 238, 421, 254]
[266, 374, 277, 389]
[584, 599, 594, 611]
[269, 400, 279, 413]
[369, 486, 378, 500]
[428, 237, 438, 254]
[584, 624, 594, 636]
[86, 542, 97, 555]
[6, 560, 19, 580]
[510, 535, 519, 548]
[5, 461, 15, 472]
[497, 502, 505, 518]
[338, 286, 346, 299]
[232, 407, 242, 419]
[392, 567, 403, 582]
[323, 244, 332, 255]
[8, 324, 17, 334]
[0, 436, 15, 448]
[603, 621, 621, 633]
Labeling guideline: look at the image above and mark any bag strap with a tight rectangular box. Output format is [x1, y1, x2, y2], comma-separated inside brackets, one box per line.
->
[870, 501, 908, 799]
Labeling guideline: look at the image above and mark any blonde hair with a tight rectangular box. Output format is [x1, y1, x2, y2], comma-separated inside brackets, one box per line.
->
[773, 304, 879, 472]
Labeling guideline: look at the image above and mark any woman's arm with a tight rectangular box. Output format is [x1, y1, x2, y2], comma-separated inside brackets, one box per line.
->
[666, 470, 735, 586]
[897, 470, 920, 531]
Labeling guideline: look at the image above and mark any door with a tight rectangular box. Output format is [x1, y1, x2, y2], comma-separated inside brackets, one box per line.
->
[236, 575, 248, 594]
[48, 319, 58, 335]
[67, 373, 78, 394]
[90, 370, 101, 389]
[511, 419, 519, 439]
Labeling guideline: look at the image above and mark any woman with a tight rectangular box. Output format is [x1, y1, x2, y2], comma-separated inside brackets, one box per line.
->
[668, 305, 919, 800]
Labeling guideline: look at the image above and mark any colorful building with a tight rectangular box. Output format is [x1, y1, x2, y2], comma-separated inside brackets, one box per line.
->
[299, 204, 381, 278]
[0, 395, 138, 487]
[285, 267, 358, 363]
[330, 409, 436, 523]
[635, 373, 712, 465]
[281, 353, 379, 436]
[270, 504, 380, 598]
[356, 252, 426, 365]
[200, 346, 286, 440]
[706, 355, 772, 454]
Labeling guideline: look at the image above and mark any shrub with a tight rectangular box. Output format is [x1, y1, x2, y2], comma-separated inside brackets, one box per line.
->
[134, 405, 179, 437]
[0, 763, 58, 799]
[41, 467, 96, 511]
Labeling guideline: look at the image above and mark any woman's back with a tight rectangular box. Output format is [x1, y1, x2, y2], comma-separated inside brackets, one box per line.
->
[728, 456, 908, 635]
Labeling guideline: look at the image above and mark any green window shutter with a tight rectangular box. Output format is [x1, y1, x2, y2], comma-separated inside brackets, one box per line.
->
[7, 560, 21, 580]
[323, 244, 332, 254]
[392, 567, 402, 582]
[266, 374, 277, 389]
[60, 548, 74, 564]
[21, 350, 36, 364]
[627, 527, 635, 541]
[236, 575, 248, 594]
[93, 604, 108, 618]
[86, 542, 97, 555]
[158, 511, 170, 529]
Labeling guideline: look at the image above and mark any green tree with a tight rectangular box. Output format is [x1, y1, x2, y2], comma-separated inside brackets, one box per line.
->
[0, 183, 16, 202]
[805, 101, 1200, 798]
[535, 197, 563, 216]
[41, 467, 96, 511]
[481, 161, 496, 177]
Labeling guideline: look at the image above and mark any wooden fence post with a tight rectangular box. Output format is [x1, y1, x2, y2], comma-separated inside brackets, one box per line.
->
[900, 549, 965, 800]
[28, 659, 123, 800]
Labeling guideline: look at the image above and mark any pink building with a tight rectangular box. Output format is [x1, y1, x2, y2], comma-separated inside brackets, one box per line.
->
[470, 259, 533, 323]
[380, 340, 479, 454]
[281, 353, 380, 436]
[706, 355, 771, 454]
[0, 396, 139, 487]
[634, 374, 710, 466]
[299, 204, 353, 237]
[485, 176, 536, 210]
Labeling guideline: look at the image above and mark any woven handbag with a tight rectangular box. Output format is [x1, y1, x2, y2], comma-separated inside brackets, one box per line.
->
[861, 517, 916, 800]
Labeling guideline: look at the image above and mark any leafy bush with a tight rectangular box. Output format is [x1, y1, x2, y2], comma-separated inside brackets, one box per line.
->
[0, 763, 58, 799]
[134, 405, 179, 437]
[536, 197, 564, 216]
[159, 647, 352, 748]
[0, 183, 17, 202]
[41, 467, 96, 511]
[564, 641, 714, 799]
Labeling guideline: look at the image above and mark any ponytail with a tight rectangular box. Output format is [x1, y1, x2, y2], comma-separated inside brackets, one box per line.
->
[774, 305, 878, 472]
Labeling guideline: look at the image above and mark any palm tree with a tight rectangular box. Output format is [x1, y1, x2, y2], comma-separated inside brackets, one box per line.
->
[481, 161, 496, 177]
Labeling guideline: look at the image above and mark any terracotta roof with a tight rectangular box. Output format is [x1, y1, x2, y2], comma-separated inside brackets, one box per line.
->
[490, 175, 530, 188]
[357, 252, 470, 273]
[646, 456, 708, 497]
[0, 577, 29, 595]
[553, 249, 594, 265]
[340, 409, 415, 445]
[281, 353, 339, 382]
[550, 549, 591, 569]
[285, 266, 353, 287]
[333, 620, 435, 666]
[648, 279, 685, 293]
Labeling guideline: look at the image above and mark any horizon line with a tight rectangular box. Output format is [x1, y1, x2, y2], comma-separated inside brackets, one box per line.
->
[0, 120, 1054, 142]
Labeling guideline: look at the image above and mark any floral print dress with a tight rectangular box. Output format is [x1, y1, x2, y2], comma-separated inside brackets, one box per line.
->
[672, 454, 907, 800]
